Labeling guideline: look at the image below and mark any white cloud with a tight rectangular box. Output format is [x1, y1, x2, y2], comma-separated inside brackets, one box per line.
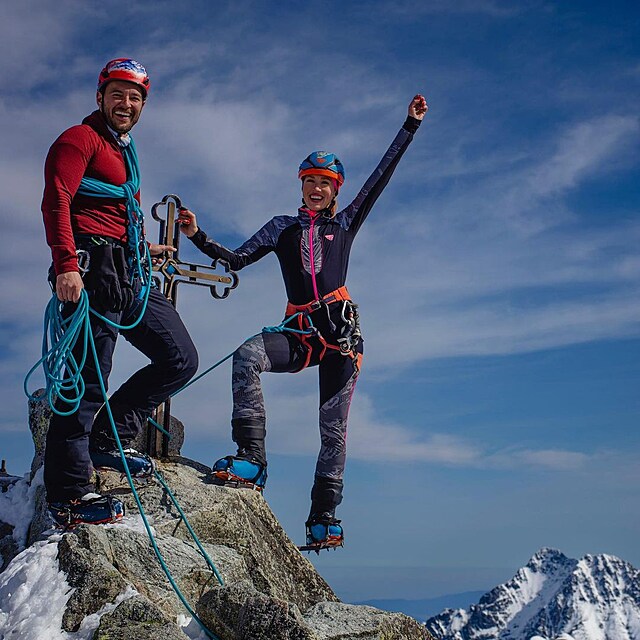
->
[348, 393, 483, 465]
[488, 448, 590, 471]
[357, 290, 640, 368]
[1, 3, 638, 495]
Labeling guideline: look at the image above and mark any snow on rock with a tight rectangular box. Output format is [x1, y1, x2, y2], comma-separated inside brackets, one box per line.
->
[0, 537, 137, 640]
[0, 456, 434, 640]
[0, 469, 44, 572]
[0, 469, 42, 548]
[0, 540, 72, 639]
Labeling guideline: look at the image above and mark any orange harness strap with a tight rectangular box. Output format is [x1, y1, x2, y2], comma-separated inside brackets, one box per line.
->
[283, 287, 355, 372]
[285, 285, 351, 317]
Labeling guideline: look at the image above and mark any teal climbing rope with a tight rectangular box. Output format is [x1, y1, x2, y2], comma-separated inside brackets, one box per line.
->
[85, 318, 222, 639]
[77, 137, 150, 294]
[161, 311, 314, 400]
[25, 290, 224, 639]
[23, 249, 152, 416]
[153, 470, 225, 586]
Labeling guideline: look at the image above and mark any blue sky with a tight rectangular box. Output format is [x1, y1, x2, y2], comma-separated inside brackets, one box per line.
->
[1, 0, 639, 603]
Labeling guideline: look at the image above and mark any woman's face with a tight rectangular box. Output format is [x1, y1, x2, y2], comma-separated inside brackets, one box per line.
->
[302, 175, 337, 212]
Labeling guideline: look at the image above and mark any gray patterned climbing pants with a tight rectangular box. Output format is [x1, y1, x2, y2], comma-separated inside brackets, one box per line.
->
[231, 330, 362, 481]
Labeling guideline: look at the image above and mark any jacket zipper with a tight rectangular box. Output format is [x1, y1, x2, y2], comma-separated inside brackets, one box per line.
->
[308, 214, 320, 301]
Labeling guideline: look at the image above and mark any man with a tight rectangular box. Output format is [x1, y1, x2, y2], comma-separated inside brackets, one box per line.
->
[41, 58, 198, 526]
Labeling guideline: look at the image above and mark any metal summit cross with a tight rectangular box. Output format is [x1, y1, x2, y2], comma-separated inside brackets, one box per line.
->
[148, 194, 239, 458]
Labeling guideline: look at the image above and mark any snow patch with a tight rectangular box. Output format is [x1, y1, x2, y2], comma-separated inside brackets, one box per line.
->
[0, 539, 72, 639]
[178, 613, 212, 640]
[107, 512, 155, 536]
[0, 469, 42, 549]
[0, 537, 137, 639]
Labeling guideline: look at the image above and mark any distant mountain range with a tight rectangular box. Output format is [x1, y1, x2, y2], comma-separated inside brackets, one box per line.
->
[424, 547, 640, 640]
[355, 591, 486, 622]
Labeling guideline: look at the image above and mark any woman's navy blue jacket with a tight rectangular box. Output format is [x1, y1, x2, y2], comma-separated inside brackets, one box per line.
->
[189, 116, 421, 307]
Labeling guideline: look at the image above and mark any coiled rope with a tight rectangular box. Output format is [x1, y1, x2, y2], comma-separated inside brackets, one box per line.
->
[76, 137, 150, 295]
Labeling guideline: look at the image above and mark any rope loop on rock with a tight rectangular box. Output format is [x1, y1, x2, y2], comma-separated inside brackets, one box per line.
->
[86, 308, 223, 640]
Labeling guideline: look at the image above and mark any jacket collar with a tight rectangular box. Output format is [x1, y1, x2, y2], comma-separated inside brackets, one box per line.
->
[297, 206, 334, 228]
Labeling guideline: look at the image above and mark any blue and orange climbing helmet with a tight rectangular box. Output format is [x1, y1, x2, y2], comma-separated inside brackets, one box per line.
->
[97, 58, 150, 98]
[298, 152, 345, 188]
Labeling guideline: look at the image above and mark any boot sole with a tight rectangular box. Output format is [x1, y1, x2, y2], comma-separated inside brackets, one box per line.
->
[52, 511, 124, 530]
[298, 536, 344, 553]
[211, 470, 265, 492]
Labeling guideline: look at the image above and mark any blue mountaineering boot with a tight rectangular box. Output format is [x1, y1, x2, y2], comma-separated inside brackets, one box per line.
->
[211, 455, 267, 491]
[300, 512, 344, 553]
[49, 493, 125, 528]
[90, 448, 155, 479]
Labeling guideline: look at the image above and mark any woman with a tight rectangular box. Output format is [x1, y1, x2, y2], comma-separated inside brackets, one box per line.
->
[178, 94, 427, 550]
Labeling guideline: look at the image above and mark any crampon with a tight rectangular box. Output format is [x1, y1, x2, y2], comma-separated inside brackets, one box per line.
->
[90, 448, 155, 480]
[49, 493, 125, 529]
[299, 517, 344, 554]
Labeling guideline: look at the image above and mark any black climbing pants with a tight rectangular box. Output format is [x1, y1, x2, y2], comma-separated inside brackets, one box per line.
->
[44, 286, 198, 503]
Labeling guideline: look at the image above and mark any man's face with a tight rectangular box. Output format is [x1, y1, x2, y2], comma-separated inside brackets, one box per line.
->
[97, 80, 145, 134]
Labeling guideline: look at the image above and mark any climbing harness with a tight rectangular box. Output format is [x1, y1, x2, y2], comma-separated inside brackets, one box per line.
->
[282, 286, 362, 372]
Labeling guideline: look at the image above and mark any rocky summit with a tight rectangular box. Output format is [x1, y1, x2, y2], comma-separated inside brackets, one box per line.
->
[0, 393, 434, 640]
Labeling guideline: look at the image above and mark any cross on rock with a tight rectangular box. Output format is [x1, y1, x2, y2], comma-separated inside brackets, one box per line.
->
[151, 194, 239, 304]
[148, 194, 239, 457]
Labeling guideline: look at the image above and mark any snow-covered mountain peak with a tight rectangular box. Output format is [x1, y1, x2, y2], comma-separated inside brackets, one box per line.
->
[527, 548, 573, 572]
[426, 549, 640, 640]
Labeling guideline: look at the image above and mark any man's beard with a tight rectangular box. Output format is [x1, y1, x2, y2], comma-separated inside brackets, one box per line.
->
[101, 104, 137, 134]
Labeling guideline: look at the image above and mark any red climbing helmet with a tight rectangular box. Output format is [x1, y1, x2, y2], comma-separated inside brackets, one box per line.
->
[97, 58, 150, 98]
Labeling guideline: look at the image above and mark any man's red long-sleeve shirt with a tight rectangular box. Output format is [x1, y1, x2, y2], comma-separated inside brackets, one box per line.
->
[42, 110, 140, 275]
